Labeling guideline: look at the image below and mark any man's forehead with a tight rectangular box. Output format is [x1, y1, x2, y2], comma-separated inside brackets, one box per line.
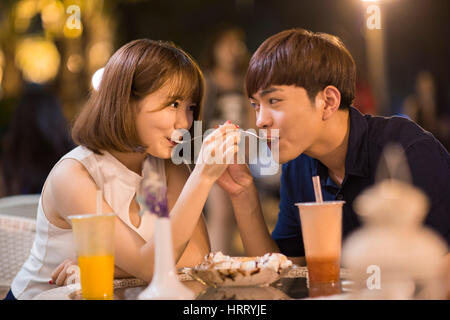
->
[250, 86, 283, 99]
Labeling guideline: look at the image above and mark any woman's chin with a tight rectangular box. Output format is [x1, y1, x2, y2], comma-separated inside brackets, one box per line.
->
[145, 147, 172, 160]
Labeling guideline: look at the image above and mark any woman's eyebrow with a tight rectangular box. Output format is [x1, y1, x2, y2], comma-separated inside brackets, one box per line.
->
[161, 95, 182, 105]
[167, 95, 183, 101]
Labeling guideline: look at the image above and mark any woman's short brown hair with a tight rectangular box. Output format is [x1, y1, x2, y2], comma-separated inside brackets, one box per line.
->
[245, 28, 356, 108]
[72, 39, 204, 154]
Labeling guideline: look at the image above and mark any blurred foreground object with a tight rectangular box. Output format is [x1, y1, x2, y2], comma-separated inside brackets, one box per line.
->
[137, 159, 194, 300]
[342, 144, 448, 299]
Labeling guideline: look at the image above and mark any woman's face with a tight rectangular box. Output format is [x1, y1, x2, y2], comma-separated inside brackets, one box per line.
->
[136, 81, 197, 159]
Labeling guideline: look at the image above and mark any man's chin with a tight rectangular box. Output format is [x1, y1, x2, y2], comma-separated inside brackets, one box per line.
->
[277, 149, 305, 164]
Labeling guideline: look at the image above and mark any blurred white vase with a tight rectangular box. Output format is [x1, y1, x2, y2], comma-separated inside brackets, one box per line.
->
[138, 217, 195, 300]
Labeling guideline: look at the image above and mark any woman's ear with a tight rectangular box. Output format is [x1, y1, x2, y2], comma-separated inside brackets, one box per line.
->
[320, 86, 341, 120]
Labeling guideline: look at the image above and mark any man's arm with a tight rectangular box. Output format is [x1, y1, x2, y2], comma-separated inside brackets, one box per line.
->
[229, 183, 280, 256]
[216, 164, 280, 256]
[230, 187, 306, 264]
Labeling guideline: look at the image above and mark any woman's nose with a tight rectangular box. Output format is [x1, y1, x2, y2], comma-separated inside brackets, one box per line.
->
[256, 106, 273, 129]
[174, 108, 190, 130]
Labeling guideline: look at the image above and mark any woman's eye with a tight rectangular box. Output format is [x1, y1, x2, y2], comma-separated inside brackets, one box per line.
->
[188, 105, 197, 112]
[170, 101, 179, 108]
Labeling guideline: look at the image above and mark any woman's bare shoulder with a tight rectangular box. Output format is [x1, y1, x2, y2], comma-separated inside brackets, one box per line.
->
[45, 158, 98, 218]
[49, 158, 92, 188]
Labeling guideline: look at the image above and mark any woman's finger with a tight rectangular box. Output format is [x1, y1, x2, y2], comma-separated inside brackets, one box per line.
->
[51, 260, 69, 283]
[220, 132, 241, 160]
[223, 145, 239, 164]
[55, 261, 73, 286]
[205, 123, 238, 144]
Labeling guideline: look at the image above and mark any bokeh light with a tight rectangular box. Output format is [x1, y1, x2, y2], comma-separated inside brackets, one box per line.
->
[41, 0, 65, 35]
[15, 37, 61, 83]
[66, 53, 84, 73]
[14, 0, 39, 33]
[88, 41, 112, 71]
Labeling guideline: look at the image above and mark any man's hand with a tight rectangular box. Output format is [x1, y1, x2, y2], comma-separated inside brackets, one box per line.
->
[216, 164, 254, 197]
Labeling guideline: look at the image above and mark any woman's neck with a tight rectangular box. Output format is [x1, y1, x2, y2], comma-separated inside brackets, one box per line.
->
[108, 150, 147, 175]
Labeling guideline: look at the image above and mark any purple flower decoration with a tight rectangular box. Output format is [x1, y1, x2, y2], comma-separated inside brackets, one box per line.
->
[141, 185, 169, 218]
[138, 158, 169, 218]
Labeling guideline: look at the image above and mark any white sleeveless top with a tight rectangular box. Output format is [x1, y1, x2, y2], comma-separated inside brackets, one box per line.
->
[10, 146, 166, 299]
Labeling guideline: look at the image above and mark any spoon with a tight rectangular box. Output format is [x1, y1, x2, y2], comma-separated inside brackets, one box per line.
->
[172, 130, 275, 144]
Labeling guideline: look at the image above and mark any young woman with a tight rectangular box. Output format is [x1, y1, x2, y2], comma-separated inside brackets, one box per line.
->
[7, 39, 240, 299]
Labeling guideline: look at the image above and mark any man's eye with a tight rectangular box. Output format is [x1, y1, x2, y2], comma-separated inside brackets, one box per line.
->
[250, 101, 259, 108]
[269, 98, 280, 104]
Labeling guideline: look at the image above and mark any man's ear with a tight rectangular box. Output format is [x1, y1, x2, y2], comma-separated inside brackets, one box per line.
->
[318, 86, 341, 120]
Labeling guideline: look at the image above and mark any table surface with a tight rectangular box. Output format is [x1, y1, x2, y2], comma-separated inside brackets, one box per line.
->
[34, 266, 353, 300]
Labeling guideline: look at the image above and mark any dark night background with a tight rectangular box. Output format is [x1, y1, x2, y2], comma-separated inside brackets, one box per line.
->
[112, 0, 450, 116]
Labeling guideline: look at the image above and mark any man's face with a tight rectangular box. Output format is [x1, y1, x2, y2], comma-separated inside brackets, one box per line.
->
[249, 85, 324, 164]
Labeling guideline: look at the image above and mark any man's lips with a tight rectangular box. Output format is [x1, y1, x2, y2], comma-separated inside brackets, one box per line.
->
[266, 136, 280, 149]
[266, 135, 279, 142]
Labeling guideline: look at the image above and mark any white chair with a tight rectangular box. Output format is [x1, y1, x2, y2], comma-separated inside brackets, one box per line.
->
[0, 214, 36, 298]
[0, 194, 40, 219]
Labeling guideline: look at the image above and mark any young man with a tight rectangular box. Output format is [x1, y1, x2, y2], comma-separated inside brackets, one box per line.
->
[217, 28, 450, 266]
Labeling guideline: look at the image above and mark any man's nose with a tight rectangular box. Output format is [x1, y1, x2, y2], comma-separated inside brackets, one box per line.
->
[256, 106, 273, 129]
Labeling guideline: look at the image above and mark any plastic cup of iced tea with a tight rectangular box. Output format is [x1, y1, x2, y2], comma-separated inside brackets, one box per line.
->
[295, 201, 344, 285]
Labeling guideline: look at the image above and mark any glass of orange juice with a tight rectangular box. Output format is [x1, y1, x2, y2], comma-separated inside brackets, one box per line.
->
[69, 213, 115, 300]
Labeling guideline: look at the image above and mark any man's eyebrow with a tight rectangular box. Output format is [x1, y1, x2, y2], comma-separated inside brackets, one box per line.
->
[250, 87, 280, 99]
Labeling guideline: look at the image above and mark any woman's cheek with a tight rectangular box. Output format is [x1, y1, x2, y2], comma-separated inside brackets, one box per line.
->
[187, 114, 194, 130]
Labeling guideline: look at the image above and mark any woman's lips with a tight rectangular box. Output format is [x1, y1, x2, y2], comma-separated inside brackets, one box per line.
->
[167, 137, 179, 147]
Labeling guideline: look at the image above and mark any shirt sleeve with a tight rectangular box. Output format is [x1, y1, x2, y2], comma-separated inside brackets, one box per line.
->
[271, 163, 305, 257]
[406, 138, 450, 247]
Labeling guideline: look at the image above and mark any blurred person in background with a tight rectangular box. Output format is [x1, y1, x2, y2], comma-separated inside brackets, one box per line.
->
[0, 83, 74, 196]
[402, 70, 450, 151]
[201, 25, 255, 255]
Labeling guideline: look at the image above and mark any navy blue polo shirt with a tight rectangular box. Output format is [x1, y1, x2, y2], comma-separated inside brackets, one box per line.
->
[272, 106, 450, 257]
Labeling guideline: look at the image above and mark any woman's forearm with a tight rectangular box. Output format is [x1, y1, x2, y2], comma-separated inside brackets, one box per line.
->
[139, 168, 214, 270]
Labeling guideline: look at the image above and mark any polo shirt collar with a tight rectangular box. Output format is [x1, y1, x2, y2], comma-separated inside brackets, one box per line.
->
[345, 106, 370, 178]
[311, 106, 370, 183]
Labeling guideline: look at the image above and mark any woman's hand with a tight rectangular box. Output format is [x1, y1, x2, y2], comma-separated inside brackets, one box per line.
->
[50, 259, 78, 286]
[194, 121, 241, 183]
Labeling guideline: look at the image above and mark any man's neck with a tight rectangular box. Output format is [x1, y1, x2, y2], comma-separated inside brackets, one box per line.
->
[304, 109, 350, 186]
